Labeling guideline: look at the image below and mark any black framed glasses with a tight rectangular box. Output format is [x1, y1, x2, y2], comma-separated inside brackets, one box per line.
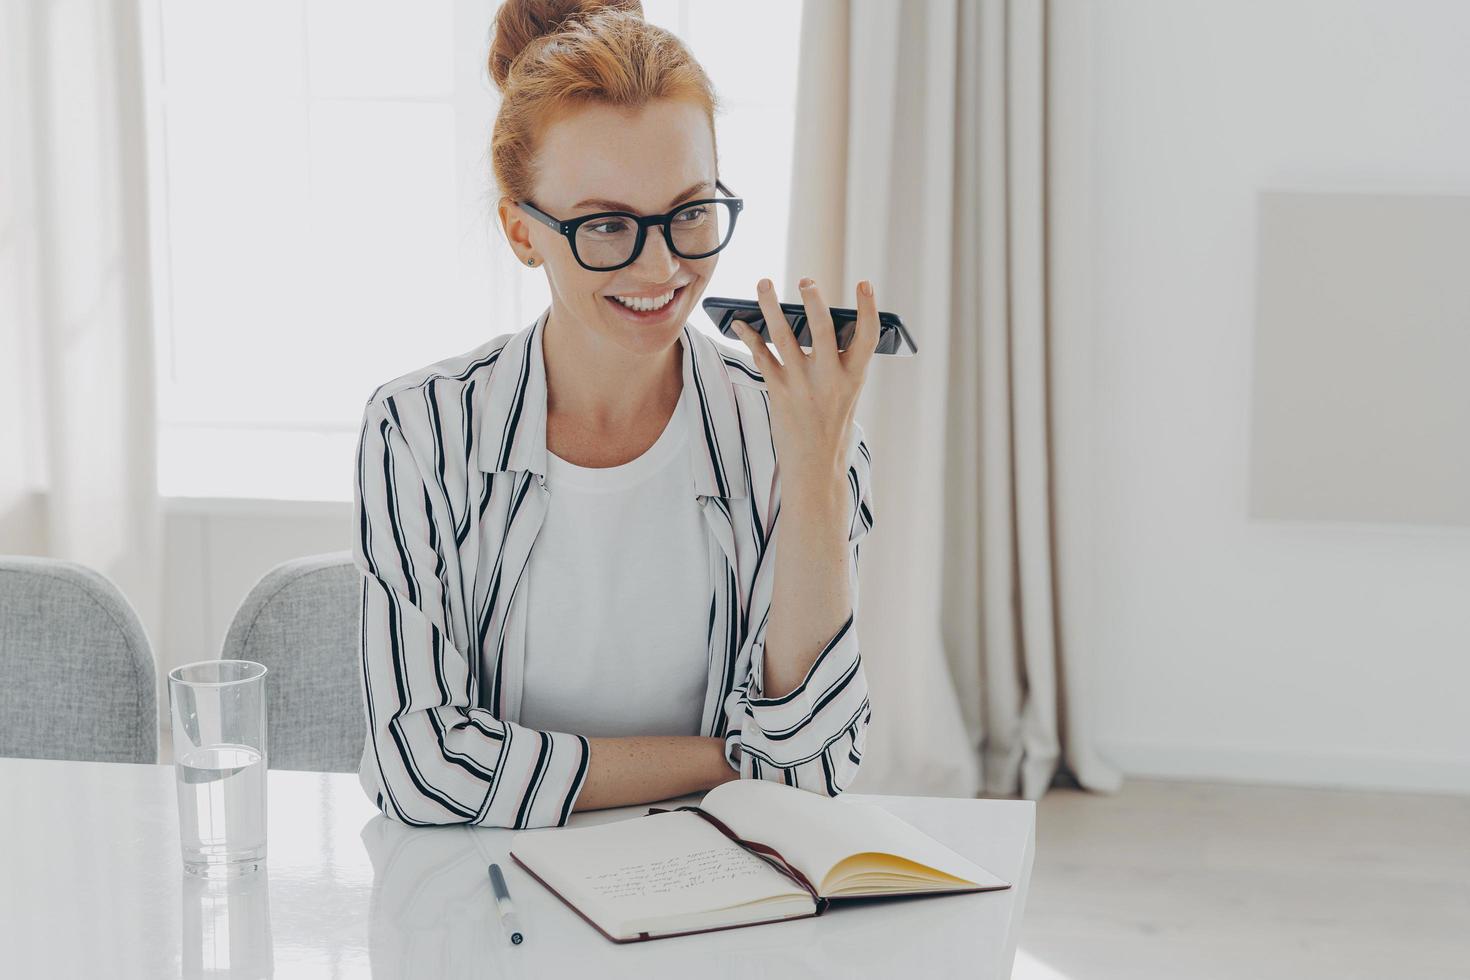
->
[517, 179, 744, 272]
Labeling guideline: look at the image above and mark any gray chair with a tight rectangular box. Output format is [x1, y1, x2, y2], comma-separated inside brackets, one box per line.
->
[222, 551, 366, 773]
[0, 556, 158, 764]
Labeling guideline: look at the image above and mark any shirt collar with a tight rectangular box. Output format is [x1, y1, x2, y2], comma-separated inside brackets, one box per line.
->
[475, 306, 750, 500]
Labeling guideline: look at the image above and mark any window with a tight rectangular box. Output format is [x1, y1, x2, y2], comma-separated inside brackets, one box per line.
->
[140, 0, 805, 501]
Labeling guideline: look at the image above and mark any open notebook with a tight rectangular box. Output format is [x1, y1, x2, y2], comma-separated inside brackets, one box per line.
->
[508, 778, 1010, 944]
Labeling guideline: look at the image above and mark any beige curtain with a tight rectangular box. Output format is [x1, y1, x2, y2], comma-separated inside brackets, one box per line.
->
[787, 0, 1120, 799]
[0, 1, 163, 655]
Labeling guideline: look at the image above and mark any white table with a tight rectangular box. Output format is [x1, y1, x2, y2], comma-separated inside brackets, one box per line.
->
[0, 757, 1034, 978]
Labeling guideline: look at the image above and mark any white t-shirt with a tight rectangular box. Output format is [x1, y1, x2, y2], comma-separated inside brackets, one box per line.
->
[518, 400, 711, 738]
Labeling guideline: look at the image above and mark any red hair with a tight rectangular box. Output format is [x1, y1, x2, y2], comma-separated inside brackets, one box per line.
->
[488, 0, 723, 203]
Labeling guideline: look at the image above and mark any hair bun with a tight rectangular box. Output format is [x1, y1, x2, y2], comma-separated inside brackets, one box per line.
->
[489, 0, 644, 92]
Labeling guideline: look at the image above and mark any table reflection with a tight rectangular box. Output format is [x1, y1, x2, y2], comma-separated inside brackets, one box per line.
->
[355, 806, 886, 979]
[0, 760, 1029, 979]
[181, 866, 274, 979]
[360, 815, 533, 980]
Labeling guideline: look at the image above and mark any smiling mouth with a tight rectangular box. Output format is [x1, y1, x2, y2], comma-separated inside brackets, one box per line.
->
[603, 283, 689, 318]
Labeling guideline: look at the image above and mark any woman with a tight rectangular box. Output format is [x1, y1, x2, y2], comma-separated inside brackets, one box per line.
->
[354, 0, 879, 830]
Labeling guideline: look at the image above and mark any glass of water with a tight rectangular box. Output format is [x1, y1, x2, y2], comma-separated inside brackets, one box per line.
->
[168, 659, 269, 878]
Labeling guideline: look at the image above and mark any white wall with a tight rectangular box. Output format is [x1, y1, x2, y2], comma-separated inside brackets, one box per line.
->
[1088, 0, 1470, 793]
[157, 499, 353, 732]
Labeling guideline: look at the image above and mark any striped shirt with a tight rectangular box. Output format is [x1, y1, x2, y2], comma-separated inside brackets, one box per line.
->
[353, 307, 875, 829]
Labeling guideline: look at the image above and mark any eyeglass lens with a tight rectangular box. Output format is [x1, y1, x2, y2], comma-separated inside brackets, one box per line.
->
[574, 200, 735, 269]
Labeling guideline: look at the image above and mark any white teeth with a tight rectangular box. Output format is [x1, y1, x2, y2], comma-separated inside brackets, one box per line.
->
[612, 288, 677, 312]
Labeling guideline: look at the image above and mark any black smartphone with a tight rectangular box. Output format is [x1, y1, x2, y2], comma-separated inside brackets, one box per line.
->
[701, 295, 917, 356]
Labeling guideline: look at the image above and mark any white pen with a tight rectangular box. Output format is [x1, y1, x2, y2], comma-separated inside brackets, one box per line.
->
[488, 862, 524, 945]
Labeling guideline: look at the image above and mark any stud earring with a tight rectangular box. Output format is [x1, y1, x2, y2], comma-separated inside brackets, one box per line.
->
[526, 257, 537, 267]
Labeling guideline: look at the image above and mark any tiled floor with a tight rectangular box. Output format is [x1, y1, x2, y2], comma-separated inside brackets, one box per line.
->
[1013, 779, 1470, 980]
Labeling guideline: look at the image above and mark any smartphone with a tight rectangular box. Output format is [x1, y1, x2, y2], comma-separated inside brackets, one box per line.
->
[701, 295, 917, 356]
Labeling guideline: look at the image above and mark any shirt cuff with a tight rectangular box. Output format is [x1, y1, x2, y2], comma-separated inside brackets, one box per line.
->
[738, 611, 865, 766]
[475, 725, 591, 830]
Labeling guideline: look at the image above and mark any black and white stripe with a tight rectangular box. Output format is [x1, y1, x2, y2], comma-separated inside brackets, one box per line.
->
[353, 307, 875, 828]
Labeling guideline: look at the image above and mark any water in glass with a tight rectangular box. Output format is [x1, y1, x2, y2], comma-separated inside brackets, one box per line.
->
[177, 743, 267, 873]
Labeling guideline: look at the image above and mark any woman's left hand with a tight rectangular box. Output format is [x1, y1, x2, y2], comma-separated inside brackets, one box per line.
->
[728, 276, 880, 495]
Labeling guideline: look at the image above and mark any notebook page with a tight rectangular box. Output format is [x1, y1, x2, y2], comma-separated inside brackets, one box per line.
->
[817, 803, 1009, 892]
[700, 779, 1004, 894]
[510, 809, 810, 931]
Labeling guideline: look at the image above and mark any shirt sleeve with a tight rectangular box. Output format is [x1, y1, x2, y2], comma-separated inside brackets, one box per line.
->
[720, 418, 875, 796]
[354, 395, 591, 829]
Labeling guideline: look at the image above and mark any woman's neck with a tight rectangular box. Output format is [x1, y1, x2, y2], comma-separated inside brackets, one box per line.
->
[541, 302, 683, 435]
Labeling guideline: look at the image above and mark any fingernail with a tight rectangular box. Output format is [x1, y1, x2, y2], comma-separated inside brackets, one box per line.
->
[799, 277, 814, 289]
[759, 278, 771, 292]
[860, 280, 873, 297]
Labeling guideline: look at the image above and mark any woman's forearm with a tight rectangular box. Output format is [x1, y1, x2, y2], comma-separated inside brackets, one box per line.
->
[572, 735, 739, 813]
[761, 474, 851, 699]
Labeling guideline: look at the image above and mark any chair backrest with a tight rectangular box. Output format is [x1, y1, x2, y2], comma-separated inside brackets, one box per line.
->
[0, 556, 158, 764]
[222, 552, 364, 773]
